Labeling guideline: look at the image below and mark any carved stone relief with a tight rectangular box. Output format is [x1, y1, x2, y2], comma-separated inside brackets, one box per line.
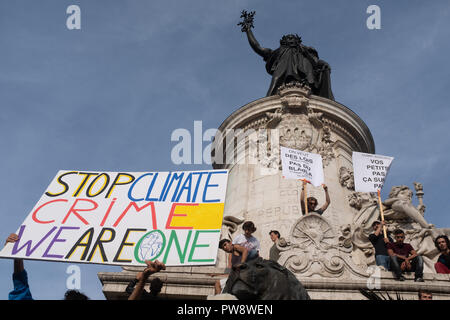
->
[278, 213, 368, 279]
[256, 85, 338, 171]
[339, 166, 355, 190]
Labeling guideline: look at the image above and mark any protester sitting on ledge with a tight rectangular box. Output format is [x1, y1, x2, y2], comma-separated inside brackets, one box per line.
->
[219, 238, 258, 268]
[387, 229, 424, 282]
[232, 221, 260, 256]
[368, 220, 393, 271]
[300, 180, 330, 215]
[434, 235, 450, 274]
[217, 238, 259, 295]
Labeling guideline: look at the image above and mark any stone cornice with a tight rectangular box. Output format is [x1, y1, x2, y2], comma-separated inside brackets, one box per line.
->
[212, 91, 375, 169]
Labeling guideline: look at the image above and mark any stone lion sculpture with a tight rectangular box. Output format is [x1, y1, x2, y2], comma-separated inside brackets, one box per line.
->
[222, 257, 310, 300]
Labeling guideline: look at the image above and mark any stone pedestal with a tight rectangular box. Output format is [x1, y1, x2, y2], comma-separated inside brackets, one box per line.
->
[98, 84, 450, 300]
[212, 84, 375, 266]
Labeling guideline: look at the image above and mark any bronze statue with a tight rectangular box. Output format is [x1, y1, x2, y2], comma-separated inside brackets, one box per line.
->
[223, 257, 310, 300]
[238, 10, 335, 100]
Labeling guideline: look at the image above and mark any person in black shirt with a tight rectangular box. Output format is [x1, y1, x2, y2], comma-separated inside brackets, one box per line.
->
[368, 220, 393, 270]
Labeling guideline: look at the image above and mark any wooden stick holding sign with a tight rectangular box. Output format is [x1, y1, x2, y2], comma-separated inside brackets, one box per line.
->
[352, 151, 394, 239]
[377, 190, 388, 238]
[302, 179, 309, 215]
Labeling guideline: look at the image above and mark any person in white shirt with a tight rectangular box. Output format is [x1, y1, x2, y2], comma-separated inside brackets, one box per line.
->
[230, 221, 260, 268]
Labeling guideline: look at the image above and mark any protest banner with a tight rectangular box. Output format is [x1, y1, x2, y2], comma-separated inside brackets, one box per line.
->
[352, 151, 394, 237]
[280, 146, 324, 187]
[352, 152, 394, 193]
[0, 169, 228, 266]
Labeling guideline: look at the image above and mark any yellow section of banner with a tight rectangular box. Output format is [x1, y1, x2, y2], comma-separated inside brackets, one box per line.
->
[168, 203, 225, 230]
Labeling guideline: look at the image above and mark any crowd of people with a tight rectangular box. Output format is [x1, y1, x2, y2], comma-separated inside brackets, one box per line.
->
[3, 181, 450, 300]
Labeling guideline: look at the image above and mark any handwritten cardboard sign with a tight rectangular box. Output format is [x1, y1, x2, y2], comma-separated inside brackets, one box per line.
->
[280, 146, 324, 187]
[352, 152, 394, 192]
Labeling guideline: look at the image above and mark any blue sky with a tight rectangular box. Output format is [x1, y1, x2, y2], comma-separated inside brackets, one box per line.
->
[1, 0, 449, 299]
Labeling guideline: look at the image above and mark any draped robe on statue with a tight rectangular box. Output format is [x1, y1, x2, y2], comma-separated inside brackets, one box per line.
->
[261, 45, 334, 100]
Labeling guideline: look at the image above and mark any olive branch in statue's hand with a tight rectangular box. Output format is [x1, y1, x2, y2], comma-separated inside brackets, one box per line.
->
[238, 10, 255, 32]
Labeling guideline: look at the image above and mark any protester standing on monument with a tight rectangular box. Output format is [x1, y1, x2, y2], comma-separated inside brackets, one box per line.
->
[127, 260, 166, 300]
[300, 180, 331, 215]
[387, 229, 424, 282]
[434, 235, 450, 274]
[269, 230, 286, 262]
[368, 221, 393, 270]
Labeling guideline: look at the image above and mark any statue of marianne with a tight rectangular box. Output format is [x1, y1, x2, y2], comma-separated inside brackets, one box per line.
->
[238, 10, 335, 101]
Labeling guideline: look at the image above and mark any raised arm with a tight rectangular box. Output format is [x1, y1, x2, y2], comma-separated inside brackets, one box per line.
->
[319, 184, 331, 212]
[238, 10, 271, 59]
[128, 260, 165, 300]
[5, 234, 24, 274]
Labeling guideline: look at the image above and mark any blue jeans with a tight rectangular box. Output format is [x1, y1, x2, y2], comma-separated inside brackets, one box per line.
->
[248, 249, 259, 261]
[375, 255, 390, 270]
[390, 255, 424, 279]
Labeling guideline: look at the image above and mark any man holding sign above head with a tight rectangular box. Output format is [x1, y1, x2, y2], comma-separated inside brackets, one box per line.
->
[369, 220, 393, 270]
[300, 180, 330, 215]
[280, 146, 328, 215]
[352, 152, 394, 238]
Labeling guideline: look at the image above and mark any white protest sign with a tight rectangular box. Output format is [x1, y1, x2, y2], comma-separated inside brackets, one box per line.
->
[0, 169, 228, 267]
[352, 152, 394, 192]
[280, 146, 324, 187]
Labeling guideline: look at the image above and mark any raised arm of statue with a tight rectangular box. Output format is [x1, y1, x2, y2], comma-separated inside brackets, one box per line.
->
[238, 10, 271, 59]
